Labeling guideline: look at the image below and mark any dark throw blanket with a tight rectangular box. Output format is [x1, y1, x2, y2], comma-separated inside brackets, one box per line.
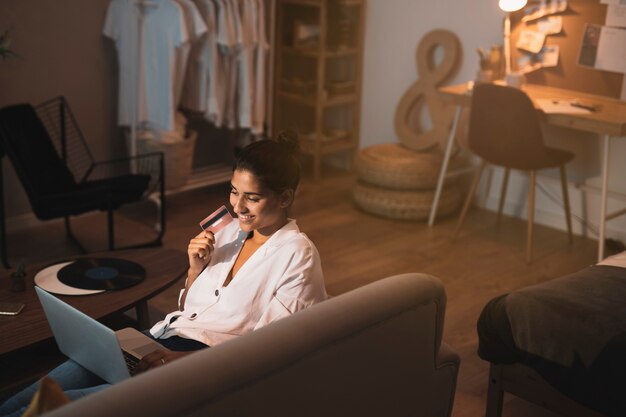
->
[478, 265, 626, 417]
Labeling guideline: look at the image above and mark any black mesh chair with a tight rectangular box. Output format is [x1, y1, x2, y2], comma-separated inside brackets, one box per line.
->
[0, 97, 165, 268]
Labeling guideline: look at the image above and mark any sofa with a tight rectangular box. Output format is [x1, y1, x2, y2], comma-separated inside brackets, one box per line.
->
[45, 273, 459, 417]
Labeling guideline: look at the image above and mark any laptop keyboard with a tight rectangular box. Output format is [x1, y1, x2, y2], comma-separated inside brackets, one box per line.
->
[123, 350, 140, 375]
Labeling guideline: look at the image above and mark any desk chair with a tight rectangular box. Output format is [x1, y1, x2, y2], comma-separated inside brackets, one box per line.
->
[453, 84, 573, 263]
[0, 97, 165, 268]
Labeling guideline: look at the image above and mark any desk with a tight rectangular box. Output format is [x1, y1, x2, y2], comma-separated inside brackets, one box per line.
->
[428, 83, 626, 262]
[0, 247, 187, 356]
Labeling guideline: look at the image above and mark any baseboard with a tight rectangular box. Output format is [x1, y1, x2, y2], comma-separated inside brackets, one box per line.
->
[480, 192, 626, 244]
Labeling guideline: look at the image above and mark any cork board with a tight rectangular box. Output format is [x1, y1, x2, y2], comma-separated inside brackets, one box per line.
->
[510, 0, 623, 99]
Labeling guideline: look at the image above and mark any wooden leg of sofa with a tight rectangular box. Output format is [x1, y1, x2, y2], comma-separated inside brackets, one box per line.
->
[486, 363, 504, 417]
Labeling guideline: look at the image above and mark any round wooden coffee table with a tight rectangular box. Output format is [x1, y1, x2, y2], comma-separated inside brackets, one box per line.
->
[0, 247, 187, 356]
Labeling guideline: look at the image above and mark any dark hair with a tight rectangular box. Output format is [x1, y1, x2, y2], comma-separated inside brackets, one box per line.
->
[234, 131, 301, 194]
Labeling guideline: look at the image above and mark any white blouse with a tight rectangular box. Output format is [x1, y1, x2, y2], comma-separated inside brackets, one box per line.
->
[150, 219, 327, 346]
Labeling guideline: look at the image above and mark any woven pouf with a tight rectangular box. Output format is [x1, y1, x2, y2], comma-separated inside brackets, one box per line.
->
[352, 180, 462, 220]
[355, 143, 463, 190]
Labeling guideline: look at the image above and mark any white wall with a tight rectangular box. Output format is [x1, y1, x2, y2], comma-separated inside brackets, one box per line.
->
[359, 0, 626, 245]
[360, 0, 503, 149]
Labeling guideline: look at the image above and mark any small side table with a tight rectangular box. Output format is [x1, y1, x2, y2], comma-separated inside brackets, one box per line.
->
[0, 247, 187, 397]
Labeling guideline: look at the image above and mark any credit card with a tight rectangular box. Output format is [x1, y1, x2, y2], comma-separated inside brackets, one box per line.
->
[199, 205, 233, 234]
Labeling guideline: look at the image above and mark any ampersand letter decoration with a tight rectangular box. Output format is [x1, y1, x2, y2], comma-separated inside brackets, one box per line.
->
[394, 29, 461, 152]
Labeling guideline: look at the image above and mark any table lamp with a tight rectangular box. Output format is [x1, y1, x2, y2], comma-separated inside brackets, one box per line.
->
[499, 0, 528, 77]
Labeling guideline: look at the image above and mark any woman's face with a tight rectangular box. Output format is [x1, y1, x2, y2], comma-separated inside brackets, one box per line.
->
[229, 169, 292, 237]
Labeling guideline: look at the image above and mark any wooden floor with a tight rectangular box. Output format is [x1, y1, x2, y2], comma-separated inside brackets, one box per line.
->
[5, 168, 602, 417]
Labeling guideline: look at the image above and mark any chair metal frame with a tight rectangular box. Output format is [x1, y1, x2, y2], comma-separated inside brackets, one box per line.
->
[0, 97, 166, 268]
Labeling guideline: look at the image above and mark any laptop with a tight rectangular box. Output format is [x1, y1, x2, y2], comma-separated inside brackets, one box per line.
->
[35, 286, 164, 384]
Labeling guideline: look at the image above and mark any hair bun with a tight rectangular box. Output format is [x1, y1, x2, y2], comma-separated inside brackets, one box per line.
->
[273, 130, 300, 156]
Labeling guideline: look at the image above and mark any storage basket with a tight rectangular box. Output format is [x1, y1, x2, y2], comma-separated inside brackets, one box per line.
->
[136, 130, 198, 190]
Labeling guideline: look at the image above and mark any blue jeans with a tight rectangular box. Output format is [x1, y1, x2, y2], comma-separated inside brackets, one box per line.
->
[0, 332, 207, 417]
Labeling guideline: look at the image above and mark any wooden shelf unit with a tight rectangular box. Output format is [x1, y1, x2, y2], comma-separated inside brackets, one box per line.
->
[273, 0, 366, 180]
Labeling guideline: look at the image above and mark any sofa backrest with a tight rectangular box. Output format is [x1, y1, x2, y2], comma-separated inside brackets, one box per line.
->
[46, 273, 460, 417]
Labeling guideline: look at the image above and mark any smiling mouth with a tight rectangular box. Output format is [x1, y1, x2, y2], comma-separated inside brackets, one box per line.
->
[238, 214, 254, 221]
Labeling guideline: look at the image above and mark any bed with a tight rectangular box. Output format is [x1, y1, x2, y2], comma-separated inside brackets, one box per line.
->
[477, 251, 626, 417]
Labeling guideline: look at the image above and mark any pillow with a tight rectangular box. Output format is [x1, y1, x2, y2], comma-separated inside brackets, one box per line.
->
[21, 377, 70, 417]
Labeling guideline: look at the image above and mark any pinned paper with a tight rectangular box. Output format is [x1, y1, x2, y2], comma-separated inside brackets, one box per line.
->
[517, 30, 546, 53]
[518, 45, 560, 74]
[578, 24, 626, 74]
[537, 16, 563, 35]
[523, 0, 568, 22]
[606, 5, 626, 28]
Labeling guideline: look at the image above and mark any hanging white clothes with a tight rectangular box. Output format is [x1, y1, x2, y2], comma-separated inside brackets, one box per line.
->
[107, 0, 270, 134]
[182, 0, 218, 114]
[203, 0, 222, 122]
[103, 0, 189, 131]
[173, 0, 207, 108]
[216, 0, 237, 47]
[213, 0, 240, 129]
[252, 0, 269, 134]
[236, 0, 256, 131]
[218, 0, 267, 132]
[222, 0, 243, 129]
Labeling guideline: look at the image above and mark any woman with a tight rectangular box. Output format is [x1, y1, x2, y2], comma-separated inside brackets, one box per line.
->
[1, 132, 326, 416]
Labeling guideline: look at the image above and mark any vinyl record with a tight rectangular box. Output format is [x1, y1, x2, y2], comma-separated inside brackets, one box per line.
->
[34, 261, 105, 296]
[57, 258, 146, 291]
